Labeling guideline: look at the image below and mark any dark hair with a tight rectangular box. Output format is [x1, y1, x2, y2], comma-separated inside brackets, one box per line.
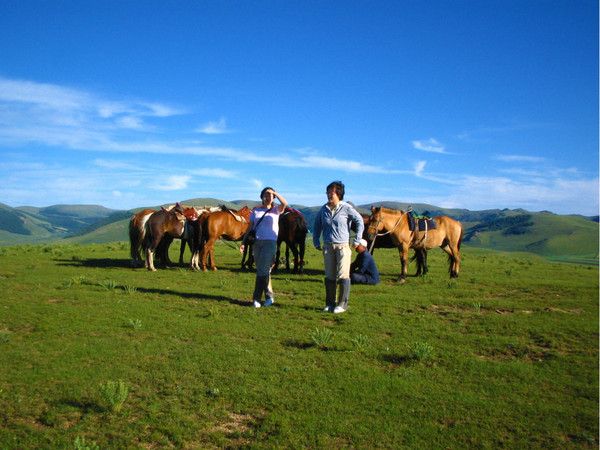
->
[326, 180, 345, 200]
[260, 186, 274, 200]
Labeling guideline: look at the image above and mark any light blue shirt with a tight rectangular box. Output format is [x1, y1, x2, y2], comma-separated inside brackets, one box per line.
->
[313, 201, 364, 248]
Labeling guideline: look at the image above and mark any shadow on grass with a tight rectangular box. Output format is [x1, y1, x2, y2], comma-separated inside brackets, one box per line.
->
[57, 398, 104, 414]
[282, 339, 316, 350]
[380, 353, 412, 366]
[136, 287, 250, 307]
[56, 258, 141, 269]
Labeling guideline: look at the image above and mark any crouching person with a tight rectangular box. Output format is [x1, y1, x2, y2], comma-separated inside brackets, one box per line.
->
[350, 239, 380, 285]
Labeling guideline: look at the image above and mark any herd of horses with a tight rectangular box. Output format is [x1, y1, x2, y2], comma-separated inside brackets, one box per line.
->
[128, 203, 463, 282]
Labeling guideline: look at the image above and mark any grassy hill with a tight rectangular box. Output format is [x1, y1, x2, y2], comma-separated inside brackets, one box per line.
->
[0, 200, 597, 264]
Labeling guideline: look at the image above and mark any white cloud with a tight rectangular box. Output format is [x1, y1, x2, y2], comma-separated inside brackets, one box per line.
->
[300, 155, 403, 174]
[190, 168, 237, 178]
[495, 154, 546, 163]
[414, 160, 426, 177]
[116, 116, 145, 130]
[251, 178, 263, 189]
[412, 138, 447, 154]
[196, 117, 228, 134]
[155, 175, 191, 191]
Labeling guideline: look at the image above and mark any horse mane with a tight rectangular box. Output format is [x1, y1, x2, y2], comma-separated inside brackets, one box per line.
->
[376, 206, 404, 215]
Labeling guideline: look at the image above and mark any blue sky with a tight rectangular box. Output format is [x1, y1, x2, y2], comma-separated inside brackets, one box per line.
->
[0, 1, 597, 215]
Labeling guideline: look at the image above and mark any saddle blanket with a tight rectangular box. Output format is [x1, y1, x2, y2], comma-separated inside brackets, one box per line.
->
[408, 215, 436, 232]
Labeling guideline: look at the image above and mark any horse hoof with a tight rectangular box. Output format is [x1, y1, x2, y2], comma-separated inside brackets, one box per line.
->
[211, 267, 218, 271]
[397, 277, 406, 284]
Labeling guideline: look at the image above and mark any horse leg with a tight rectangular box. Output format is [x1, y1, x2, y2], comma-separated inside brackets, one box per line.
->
[440, 243, 459, 278]
[179, 238, 187, 266]
[398, 244, 409, 283]
[290, 242, 300, 273]
[274, 239, 282, 273]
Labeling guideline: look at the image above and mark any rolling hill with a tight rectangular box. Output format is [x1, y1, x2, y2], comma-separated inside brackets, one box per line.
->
[0, 200, 597, 264]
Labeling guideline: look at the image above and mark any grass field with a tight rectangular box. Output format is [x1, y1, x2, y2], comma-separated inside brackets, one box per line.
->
[0, 242, 597, 449]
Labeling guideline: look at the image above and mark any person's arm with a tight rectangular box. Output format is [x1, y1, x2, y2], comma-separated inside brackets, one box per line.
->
[313, 208, 323, 250]
[271, 190, 288, 214]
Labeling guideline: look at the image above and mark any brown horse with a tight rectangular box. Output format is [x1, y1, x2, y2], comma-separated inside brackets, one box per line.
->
[200, 206, 251, 271]
[275, 207, 308, 273]
[367, 206, 462, 281]
[143, 203, 187, 271]
[361, 213, 428, 276]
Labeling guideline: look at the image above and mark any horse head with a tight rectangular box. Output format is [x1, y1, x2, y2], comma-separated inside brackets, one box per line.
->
[367, 206, 383, 240]
[183, 206, 199, 221]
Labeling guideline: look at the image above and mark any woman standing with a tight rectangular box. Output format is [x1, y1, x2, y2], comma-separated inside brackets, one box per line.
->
[241, 187, 288, 308]
[313, 181, 364, 313]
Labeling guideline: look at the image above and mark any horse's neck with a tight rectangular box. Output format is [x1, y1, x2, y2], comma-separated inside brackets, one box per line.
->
[383, 211, 404, 228]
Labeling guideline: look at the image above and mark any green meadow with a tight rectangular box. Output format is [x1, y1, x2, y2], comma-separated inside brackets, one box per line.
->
[0, 242, 597, 449]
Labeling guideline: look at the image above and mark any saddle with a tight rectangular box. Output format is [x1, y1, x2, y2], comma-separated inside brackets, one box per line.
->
[408, 211, 436, 232]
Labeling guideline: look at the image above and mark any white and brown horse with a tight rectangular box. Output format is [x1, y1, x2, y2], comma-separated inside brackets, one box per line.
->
[143, 203, 187, 271]
[367, 206, 463, 281]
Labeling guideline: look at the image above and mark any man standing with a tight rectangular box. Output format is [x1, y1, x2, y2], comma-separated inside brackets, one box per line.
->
[350, 239, 380, 285]
[313, 181, 364, 313]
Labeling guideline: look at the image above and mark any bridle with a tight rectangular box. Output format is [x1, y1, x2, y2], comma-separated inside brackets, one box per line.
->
[367, 211, 404, 253]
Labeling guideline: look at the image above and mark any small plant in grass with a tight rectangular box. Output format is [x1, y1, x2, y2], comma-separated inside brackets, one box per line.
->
[350, 334, 370, 353]
[408, 341, 434, 361]
[505, 268, 513, 276]
[0, 330, 10, 344]
[99, 380, 129, 413]
[123, 284, 137, 294]
[206, 387, 221, 398]
[74, 436, 100, 450]
[310, 327, 334, 349]
[98, 279, 119, 290]
[473, 302, 483, 313]
[127, 318, 142, 330]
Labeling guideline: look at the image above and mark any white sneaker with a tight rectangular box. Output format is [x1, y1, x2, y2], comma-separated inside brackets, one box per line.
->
[333, 306, 346, 314]
[253, 300, 261, 308]
[264, 298, 274, 307]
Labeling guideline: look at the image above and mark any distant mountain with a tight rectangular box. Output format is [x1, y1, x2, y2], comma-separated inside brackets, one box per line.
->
[0, 200, 597, 264]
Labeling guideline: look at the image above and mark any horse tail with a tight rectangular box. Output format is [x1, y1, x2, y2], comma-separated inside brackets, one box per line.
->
[129, 216, 139, 261]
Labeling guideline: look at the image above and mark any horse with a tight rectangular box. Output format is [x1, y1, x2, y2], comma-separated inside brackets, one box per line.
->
[367, 206, 462, 281]
[177, 206, 224, 270]
[275, 207, 308, 273]
[129, 208, 157, 267]
[361, 213, 428, 276]
[199, 206, 251, 271]
[143, 203, 187, 271]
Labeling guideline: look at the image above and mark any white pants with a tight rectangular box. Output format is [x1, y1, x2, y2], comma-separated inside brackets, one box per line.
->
[323, 243, 351, 280]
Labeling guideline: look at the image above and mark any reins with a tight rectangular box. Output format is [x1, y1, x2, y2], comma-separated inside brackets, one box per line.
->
[368, 213, 403, 253]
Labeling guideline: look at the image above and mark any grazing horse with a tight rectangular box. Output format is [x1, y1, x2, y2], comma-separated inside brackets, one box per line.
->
[275, 207, 308, 273]
[361, 214, 428, 276]
[143, 203, 187, 271]
[367, 206, 462, 282]
[200, 206, 251, 271]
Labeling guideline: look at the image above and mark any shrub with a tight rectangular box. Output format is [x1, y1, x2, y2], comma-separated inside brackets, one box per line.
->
[99, 380, 129, 413]
[310, 327, 333, 349]
[408, 342, 434, 361]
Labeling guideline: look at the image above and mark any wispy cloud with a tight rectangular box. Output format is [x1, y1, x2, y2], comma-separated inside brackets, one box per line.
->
[414, 160, 426, 177]
[495, 154, 546, 163]
[196, 117, 229, 134]
[412, 138, 447, 154]
[154, 175, 191, 191]
[190, 168, 237, 178]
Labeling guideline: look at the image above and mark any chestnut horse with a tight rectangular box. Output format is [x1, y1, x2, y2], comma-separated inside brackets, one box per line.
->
[200, 206, 251, 271]
[275, 207, 308, 273]
[367, 206, 462, 281]
[361, 214, 428, 276]
[143, 203, 187, 271]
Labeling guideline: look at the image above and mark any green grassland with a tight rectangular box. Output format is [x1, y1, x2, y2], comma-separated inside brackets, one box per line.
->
[0, 242, 597, 449]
